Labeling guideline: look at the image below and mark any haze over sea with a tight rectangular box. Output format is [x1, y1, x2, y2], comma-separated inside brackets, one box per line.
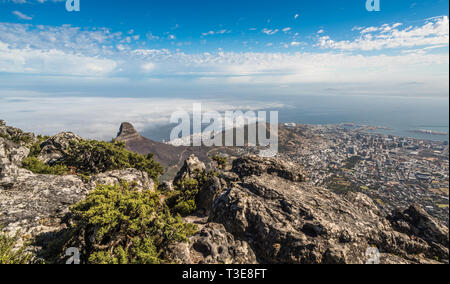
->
[141, 95, 449, 143]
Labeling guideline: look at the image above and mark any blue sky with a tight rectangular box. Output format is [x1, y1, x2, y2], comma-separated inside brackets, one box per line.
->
[0, 0, 449, 138]
[1, 0, 448, 53]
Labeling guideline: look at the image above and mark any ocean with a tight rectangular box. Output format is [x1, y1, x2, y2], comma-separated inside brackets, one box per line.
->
[142, 95, 449, 143]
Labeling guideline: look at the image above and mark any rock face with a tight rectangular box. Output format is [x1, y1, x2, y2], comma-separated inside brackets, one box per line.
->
[388, 204, 449, 260]
[90, 168, 155, 192]
[116, 122, 141, 142]
[0, 123, 156, 250]
[0, 137, 30, 188]
[206, 155, 448, 264]
[232, 155, 307, 182]
[0, 122, 35, 146]
[173, 154, 206, 185]
[167, 223, 257, 264]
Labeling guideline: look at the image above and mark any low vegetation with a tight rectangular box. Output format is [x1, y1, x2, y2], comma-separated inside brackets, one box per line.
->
[64, 140, 163, 181]
[45, 183, 197, 264]
[0, 132, 33, 145]
[22, 138, 163, 183]
[212, 155, 227, 169]
[0, 229, 33, 264]
[21, 157, 69, 175]
[167, 170, 218, 216]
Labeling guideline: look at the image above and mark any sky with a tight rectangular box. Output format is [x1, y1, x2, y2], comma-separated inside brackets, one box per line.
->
[0, 0, 449, 139]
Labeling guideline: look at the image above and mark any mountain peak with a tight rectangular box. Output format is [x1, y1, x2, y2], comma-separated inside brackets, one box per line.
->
[116, 122, 141, 141]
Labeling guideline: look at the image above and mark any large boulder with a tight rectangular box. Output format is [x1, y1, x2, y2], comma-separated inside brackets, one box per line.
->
[232, 155, 307, 182]
[209, 155, 449, 264]
[90, 168, 155, 192]
[38, 132, 82, 164]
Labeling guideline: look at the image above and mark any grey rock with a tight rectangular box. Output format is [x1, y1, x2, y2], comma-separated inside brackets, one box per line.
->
[167, 223, 257, 264]
[232, 155, 307, 182]
[388, 204, 449, 261]
[90, 168, 155, 192]
[0, 137, 30, 187]
[116, 122, 141, 142]
[209, 155, 449, 264]
[0, 121, 35, 146]
[197, 176, 222, 215]
[160, 181, 174, 192]
[0, 133, 157, 252]
[38, 132, 82, 164]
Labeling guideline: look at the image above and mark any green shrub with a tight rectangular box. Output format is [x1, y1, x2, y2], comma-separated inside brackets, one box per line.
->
[0, 132, 34, 145]
[168, 170, 218, 216]
[0, 229, 33, 264]
[21, 157, 68, 175]
[28, 135, 51, 157]
[46, 183, 197, 264]
[64, 140, 163, 181]
[22, 138, 163, 183]
[212, 155, 227, 169]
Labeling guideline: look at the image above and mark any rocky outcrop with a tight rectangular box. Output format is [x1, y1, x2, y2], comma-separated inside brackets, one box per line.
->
[115, 122, 189, 169]
[0, 125, 157, 250]
[167, 222, 257, 264]
[205, 155, 448, 264]
[116, 122, 141, 142]
[173, 154, 206, 185]
[0, 137, 30, 188]
[388, 204, 449, 260]
[37, 132, 81, 164]
[0, 122, 35, 146]
[90, 168, 155, 192]
[232, 155, 307, 182]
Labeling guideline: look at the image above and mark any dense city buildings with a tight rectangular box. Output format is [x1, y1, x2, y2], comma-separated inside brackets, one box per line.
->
[276, 124, 449, 224]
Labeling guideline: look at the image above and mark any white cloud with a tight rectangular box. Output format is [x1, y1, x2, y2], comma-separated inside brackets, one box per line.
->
[141, 62, 156, 72]
[12, 10, 32, 20]
[262, 28, 279, 35]
[0, 41, 117, 76]
[201, 29, 229, 37]
[0, 19, 447, 99]
[0, 95, 284, 140]
[317, 16, 449, 51]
